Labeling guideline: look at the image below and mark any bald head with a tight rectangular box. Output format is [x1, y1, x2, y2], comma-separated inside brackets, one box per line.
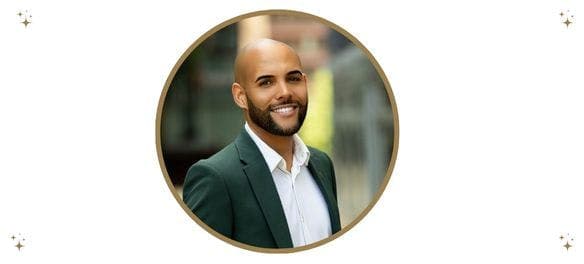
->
[233, 39, 302, 84]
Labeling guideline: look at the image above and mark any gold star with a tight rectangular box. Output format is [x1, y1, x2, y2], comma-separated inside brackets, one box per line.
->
[563, 18, 572, 27]
[564, 241, 572, 251]
[17, 12, 23, 17]
[15, 241, 24, 251]
[22, 18, 30, 28]
[560, 235, 564, 240]
[560, 12, 564, 17]
[11, 235, 16, 240]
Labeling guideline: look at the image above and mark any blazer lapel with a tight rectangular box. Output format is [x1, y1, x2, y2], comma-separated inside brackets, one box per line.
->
[235, 130, 294, 248]
[307, 159, 342, 233]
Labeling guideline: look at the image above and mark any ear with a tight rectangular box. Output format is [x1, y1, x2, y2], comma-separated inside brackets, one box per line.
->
[232, 82, 248, 110]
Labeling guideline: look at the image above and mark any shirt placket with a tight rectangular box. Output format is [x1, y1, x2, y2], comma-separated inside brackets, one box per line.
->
[291, 162, 311, 245]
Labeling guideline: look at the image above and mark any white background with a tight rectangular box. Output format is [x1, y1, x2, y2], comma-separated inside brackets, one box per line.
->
[1, 0, 583, 263]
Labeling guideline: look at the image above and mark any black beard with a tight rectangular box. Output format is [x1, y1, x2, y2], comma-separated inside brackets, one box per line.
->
[246, 96, 307, 136]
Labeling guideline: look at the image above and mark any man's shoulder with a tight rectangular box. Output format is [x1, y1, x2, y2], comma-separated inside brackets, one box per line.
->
[190, 142, 240, 173]
[183, 141, 243, 201]
[206, 142, 239, 163]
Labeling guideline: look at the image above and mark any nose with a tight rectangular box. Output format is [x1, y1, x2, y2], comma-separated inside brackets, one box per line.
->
[275, 81, 292, 100]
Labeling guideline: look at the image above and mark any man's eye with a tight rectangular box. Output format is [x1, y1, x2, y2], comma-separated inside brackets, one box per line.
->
[259, 80, 273, 87]
[288, 76, 301, 82]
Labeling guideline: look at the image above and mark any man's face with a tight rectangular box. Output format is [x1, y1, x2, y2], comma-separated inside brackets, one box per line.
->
[240, 43, 308, 136]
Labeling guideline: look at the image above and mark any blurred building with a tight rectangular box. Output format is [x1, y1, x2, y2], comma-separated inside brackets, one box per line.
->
[161, 14, 394, 227]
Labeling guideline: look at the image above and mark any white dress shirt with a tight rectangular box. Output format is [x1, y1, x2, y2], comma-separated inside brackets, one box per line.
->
[244, 123, 332, 247]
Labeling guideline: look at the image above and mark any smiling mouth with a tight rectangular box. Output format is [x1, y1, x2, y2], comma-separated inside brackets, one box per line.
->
[270, 103, 298, 115]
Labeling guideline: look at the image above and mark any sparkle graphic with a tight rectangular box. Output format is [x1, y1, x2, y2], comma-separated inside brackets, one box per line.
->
[22, 18, 31, 27]
[559, 10, 575, 28]
[560, 233, 575, 252]
[10, 233, 26, 252]
[15, 241, 24, 251]
[17, 10, 32, 28]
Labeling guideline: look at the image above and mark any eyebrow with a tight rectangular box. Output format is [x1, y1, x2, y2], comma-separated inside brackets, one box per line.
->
[255, 75, 274, 83]
[254, 70, 303, 83]
[287, 70, 303, 76]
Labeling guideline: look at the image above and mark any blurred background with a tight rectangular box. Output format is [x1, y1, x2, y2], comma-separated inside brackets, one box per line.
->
[160, 14, 395, 227]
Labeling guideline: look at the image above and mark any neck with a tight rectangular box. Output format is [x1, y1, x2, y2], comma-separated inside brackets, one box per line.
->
[247, 121, 294, 170]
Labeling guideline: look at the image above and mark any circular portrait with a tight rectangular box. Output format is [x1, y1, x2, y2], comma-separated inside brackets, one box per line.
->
[156, 9, 398, 252]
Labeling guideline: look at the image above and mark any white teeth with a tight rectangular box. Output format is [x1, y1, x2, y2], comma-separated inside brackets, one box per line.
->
[273, 107, 293, 113]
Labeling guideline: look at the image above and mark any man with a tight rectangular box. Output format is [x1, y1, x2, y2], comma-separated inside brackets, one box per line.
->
[182, 39, 341, 249]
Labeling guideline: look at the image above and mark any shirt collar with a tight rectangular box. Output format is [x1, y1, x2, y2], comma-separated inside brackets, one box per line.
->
[244, 122, 310, 173]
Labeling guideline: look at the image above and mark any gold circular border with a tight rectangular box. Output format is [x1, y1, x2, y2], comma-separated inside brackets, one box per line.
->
[156, 9, 400, 253]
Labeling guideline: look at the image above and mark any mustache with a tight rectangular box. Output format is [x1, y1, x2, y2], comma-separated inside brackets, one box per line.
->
[268, 99, 304, 111]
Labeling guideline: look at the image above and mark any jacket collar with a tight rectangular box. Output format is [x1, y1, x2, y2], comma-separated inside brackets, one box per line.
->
[234, 128, 341, 247]
[234, 129, 294, 248]
[243, 123, 310, 173]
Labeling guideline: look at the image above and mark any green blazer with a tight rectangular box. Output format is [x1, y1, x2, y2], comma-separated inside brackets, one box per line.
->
[182, 129, 341, 248]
